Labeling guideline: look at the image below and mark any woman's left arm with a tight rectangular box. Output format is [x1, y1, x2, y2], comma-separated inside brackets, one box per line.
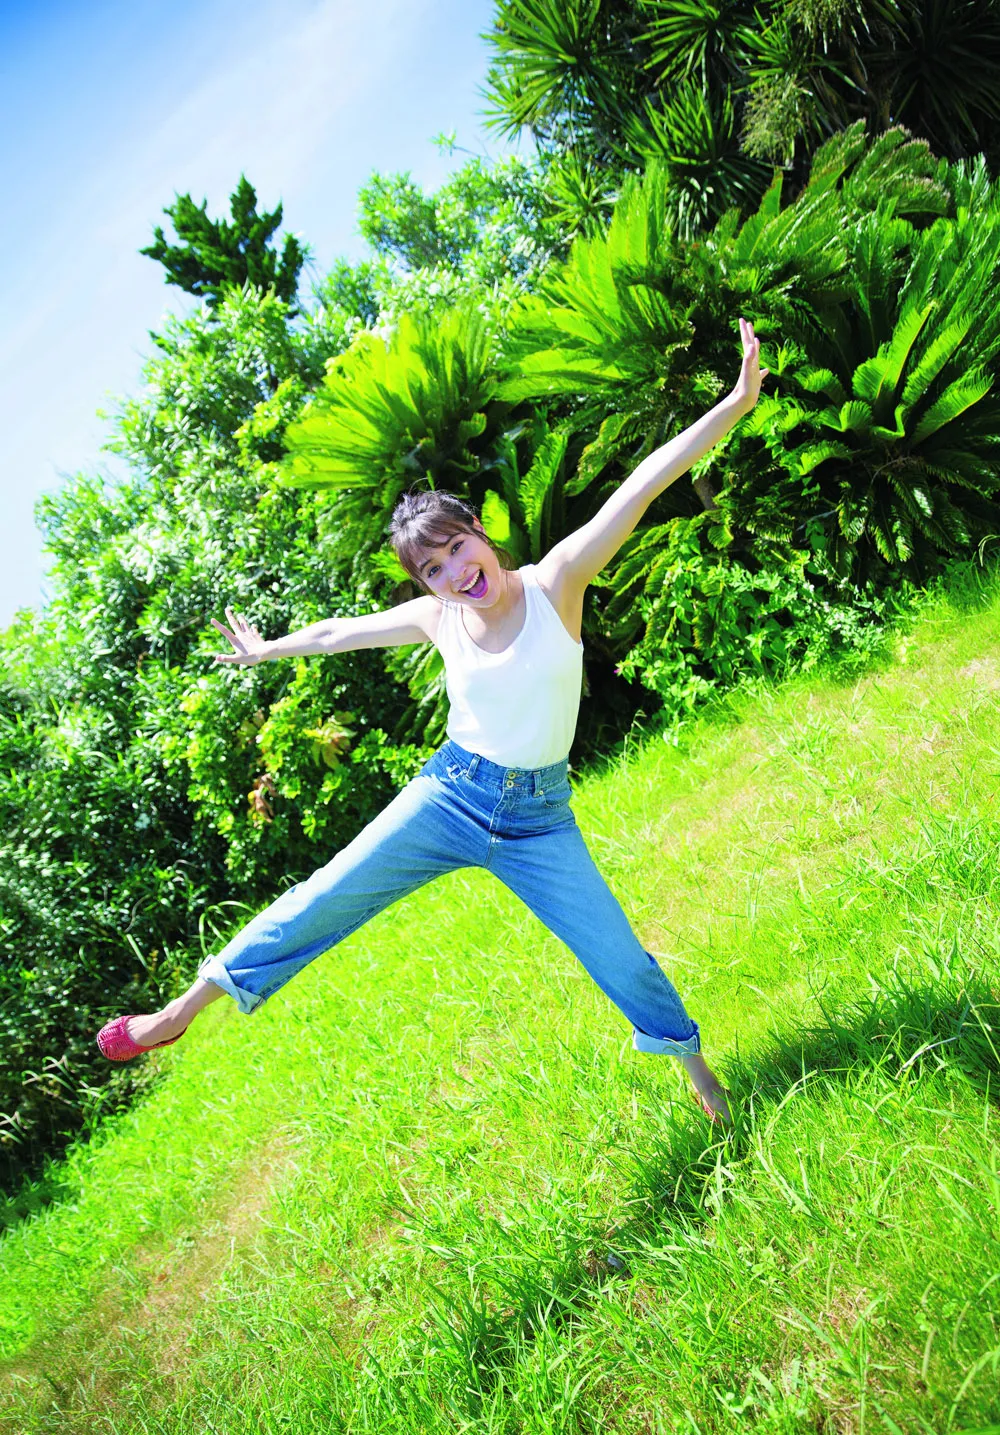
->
[537, 319, 767, 612]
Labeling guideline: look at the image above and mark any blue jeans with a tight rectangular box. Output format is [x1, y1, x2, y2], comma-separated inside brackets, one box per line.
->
[198, 741, 701, 1056]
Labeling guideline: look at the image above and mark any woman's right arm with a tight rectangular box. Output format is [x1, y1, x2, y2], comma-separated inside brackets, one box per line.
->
[211, 596, 440, 666]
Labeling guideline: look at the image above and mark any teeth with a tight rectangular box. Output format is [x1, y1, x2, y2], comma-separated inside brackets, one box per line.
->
[458, 570, 482, 594]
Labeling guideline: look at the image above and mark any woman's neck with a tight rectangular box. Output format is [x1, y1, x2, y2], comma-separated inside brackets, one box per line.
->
[461, 567, 526, 651]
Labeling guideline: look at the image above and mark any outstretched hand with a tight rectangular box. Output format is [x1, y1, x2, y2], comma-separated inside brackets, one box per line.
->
[211, 607, 268, 666]
[732, 317, 769, 413]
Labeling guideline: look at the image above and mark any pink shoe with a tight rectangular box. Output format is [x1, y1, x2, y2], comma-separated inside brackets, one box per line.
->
[96, 1014, 187, 1062]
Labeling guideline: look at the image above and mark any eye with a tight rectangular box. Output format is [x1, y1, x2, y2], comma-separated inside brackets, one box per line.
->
[451, 539, 465, 553]
[426, 564, 440, 579]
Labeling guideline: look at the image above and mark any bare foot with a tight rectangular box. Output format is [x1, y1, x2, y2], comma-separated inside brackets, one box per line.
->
[680, 1053, 733, 1126]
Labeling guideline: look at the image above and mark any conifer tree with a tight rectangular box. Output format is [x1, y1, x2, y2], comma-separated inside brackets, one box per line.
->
[142, 175, 306, 313]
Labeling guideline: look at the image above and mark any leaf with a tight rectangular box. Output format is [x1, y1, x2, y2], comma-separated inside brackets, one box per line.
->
[368, 547, 409, 584]
[282, 306, 497, 497]
[796, 367, 848, 405]
[832, 401, 873, 436]
[901, 319, 971, 405]
[519, 428, 569, 560]
[913, 372, 995, 444]
[571, 412, 630, 494]
[480, 490, 513, 548]
[852, 305, 933, 405]
[796, 441, 853, 474]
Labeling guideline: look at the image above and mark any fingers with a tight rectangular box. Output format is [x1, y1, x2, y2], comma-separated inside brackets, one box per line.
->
[210, 617, 237, 643]
[210, 607, 262, 665]
[212, 611, 261, 644]
[224, 608, 262, 639]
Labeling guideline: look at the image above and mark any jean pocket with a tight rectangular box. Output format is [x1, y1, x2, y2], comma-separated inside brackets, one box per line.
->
[539, 780, 572, 808]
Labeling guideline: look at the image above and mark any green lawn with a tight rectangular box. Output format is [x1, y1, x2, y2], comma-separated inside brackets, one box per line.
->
[2, 569, 1000, 1434]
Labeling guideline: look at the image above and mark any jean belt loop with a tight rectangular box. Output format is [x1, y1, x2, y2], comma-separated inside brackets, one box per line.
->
[467, 753, 480, 779]
[532, 769, 543, 796]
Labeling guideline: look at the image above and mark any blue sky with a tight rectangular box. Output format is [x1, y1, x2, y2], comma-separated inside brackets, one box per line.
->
[0, 0, 510, 626]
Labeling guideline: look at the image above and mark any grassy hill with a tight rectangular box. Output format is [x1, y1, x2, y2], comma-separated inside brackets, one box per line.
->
[2, 567, 999, 1435]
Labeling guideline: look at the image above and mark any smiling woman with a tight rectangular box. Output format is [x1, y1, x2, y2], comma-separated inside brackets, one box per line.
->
[97, 320, 769, 1123]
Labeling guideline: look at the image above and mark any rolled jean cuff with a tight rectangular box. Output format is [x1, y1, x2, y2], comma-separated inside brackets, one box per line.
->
[632, 1021, 701, 1057]
[198, 955, 265, 1015]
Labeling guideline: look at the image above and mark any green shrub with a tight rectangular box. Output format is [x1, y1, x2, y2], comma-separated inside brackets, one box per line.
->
[605, 513, 901, 727]
[729, 153, 1000, 580]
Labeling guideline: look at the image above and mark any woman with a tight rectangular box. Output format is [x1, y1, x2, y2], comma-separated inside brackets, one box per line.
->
[98, 319, 767, 1123]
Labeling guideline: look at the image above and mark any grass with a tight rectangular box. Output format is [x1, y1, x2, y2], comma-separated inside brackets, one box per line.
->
[1, 565, 1000, 1433]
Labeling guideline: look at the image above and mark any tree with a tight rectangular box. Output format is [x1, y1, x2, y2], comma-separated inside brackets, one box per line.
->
[355, 154, 565, 322]
[485, 0, 1000, 230]
[0, 281, 419, 1193]
[141, 175, 306, 313]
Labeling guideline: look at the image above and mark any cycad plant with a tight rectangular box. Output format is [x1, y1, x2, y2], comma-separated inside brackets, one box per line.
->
[730, 156, 1000, 577]
[282, 305, 499, 562]
[498, 124, 947, 505]
[482, 418, 572, 565]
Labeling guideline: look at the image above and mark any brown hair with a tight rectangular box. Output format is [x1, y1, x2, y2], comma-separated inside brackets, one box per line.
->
[389, 490, 511, 586]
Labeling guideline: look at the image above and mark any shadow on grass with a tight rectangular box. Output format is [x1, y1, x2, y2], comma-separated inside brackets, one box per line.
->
[407, 970, 1000, 1419]
[0, 1057, 169, 1235]
[618, 969, 999, 1237]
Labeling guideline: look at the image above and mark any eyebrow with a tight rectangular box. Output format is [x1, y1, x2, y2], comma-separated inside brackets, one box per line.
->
[416, 536, 461, 575]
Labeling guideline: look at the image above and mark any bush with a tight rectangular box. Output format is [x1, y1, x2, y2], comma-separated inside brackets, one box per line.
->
[605, 514, 902, 728]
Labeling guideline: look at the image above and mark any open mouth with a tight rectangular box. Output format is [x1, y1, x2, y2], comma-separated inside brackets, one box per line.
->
[457, 569, 488, 600]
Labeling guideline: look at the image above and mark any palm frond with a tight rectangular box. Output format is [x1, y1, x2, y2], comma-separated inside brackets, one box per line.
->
[912, 371, 995, 444]
[282, 306, 496, 499]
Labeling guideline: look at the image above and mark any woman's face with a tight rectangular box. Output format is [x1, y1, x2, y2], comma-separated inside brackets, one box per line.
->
[415, 523, 504, 607]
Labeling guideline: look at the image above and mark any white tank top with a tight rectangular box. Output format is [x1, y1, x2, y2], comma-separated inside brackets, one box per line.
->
[434, 565, 584, 768]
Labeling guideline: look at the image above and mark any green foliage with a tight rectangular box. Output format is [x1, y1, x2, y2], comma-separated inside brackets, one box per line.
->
[141, 175, 306, 313]
[729, 152, 1000, 576]
[621, 80, 772, 236]
[497, 124, 993, 588]
[357, 156, 564, 323]
[743, 0, 1000, 167]
[497, 164, 693, 407]
[641, 0, 758, 87]
[483, 419, 571, 565]
[484, 0, 631, 145]
[605, 512, 899, 723]
[536, 147, 617, 240]
[282, 305, 500, 555]
[486, 0, 1000, 212]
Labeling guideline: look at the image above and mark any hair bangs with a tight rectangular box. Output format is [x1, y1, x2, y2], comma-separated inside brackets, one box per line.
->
[393, 514, 475, 581]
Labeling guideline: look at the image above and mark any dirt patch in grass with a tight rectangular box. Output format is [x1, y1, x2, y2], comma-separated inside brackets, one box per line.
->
[958, 657, 1000, 689]
[0, 1128, 303, 1432]
[133, 1131, 303, 1379]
